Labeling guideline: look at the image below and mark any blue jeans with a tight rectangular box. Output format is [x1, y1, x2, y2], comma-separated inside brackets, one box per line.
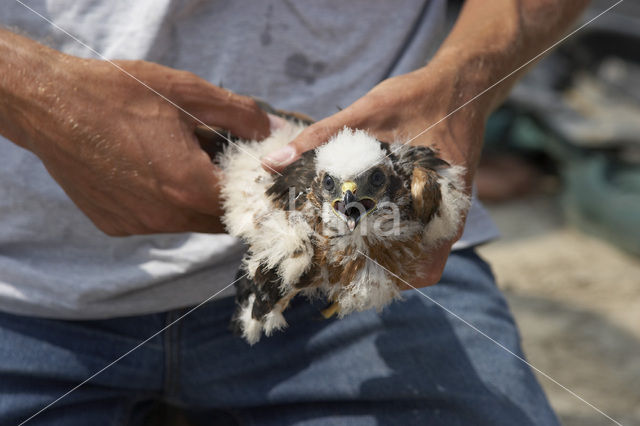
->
[0, 249, 559, 425]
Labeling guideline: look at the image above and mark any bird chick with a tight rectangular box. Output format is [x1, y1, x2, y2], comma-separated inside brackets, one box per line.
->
[219, 123, 470, 344]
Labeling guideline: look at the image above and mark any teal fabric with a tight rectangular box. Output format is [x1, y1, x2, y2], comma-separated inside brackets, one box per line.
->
[485, 107, 640, 255]
[563, 155, 640, 256]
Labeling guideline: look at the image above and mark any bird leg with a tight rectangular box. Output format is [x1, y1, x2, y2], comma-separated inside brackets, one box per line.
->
[262, 290, 299, 337]
[275, 289, 299, 312]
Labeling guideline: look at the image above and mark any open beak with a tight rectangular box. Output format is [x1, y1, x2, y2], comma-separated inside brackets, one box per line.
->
[331, 181, 377, 232]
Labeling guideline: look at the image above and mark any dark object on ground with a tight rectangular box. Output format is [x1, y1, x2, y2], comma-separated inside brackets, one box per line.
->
[476, 154, 554, 202]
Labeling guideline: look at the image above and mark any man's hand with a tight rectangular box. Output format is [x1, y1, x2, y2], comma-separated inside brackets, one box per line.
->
[263, 64, 481, 288]
[262, 0, 589, 288]
[263, 66, 486, 182]
[0, 30, 271, 235]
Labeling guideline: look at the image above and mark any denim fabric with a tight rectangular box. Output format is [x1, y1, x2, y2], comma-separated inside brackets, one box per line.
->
[0, 249, 559, 425]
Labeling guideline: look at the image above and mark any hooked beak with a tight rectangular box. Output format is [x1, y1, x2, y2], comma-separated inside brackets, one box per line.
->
[331, 181, 377, 232]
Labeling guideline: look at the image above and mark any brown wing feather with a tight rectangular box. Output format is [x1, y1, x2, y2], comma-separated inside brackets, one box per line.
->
[266, 150, 317, 210]
[411, 166, 442, 223]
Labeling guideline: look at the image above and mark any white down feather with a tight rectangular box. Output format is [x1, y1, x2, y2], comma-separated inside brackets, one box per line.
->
[218, 122, 314, 289]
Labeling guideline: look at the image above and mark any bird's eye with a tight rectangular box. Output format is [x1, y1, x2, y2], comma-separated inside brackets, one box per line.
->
[323, 174, 335, 191]
[369, 169, 386, 187]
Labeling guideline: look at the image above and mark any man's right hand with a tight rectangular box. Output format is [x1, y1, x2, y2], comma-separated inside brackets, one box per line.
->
[0, 30, 272, 235]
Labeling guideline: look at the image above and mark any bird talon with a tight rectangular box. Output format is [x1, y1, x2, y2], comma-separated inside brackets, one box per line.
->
[321, 301, 340, 319]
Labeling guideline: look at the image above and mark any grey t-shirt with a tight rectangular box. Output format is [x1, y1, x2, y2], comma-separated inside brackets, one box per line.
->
[0, 0, 498, 319]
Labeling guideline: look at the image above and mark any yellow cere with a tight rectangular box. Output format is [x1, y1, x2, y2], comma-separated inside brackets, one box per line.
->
[341, 181, 357, 194]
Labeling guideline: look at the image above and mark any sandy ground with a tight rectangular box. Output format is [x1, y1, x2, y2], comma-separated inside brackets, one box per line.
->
[477, 194, 640, 426]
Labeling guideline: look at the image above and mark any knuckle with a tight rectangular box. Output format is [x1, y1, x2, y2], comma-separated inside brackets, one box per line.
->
[179, 70, 199, 82]
[243, 97, 261, 112]
[232, 95, 263, 117]
[130, 59, 147, 69]
[170, 70, 204, 95]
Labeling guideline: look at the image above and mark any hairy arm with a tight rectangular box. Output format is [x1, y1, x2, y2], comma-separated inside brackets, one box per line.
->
[0, 29, 272, 235]
[418, 0, 591, 174]
[263, 0, 590, 286]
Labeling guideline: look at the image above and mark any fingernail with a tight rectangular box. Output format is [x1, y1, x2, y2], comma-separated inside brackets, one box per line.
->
[268, 114, 287, 131]
[263, 145, 296, 167]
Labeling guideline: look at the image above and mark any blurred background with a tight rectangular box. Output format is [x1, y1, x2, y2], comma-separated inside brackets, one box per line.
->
[457, 1, 640, 424]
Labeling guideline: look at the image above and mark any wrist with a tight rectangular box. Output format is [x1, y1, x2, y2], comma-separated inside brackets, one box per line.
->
[394, 59, 489, 178]
[425, 0, 589, 117]
[426, 44, 517, 119]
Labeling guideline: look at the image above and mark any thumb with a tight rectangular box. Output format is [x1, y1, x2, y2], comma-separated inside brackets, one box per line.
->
[261, 114, 347, 173]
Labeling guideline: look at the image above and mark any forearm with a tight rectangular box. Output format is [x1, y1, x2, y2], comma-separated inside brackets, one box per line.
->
[430, 0, 590, 114]
[0, 29, 66, 151]
[404, 0, 589, 175]
[0, 27, 274, 234]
